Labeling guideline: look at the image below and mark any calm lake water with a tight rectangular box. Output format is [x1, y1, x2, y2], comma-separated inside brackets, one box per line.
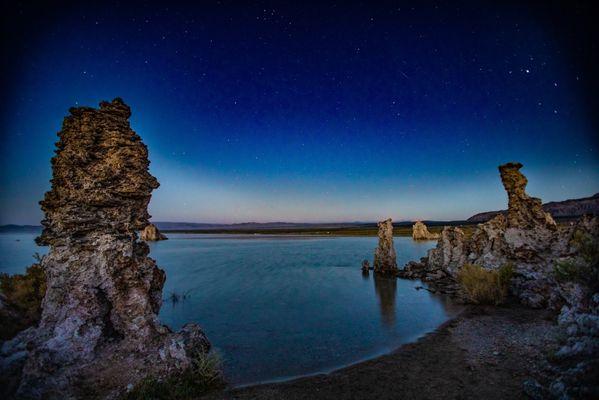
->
[0, 232, 459, 385]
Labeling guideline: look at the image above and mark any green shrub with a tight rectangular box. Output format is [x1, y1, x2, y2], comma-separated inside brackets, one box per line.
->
[123, 351, 225, 400]
[554, 231, 599, 290]
[0, 262, 47, 339]
[457, 263, 513, 305]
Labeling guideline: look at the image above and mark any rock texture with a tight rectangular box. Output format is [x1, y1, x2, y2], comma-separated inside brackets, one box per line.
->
[500, 162, 557, 230]
[141, 223, 168, 241]
[373, 219, 398, 275]
[411, 221, 440, 241]
[467, 193, 599, 223]
[0, 99, 210, 399]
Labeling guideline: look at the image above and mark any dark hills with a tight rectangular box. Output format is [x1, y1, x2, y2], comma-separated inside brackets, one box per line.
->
[467, 193, 599, 223]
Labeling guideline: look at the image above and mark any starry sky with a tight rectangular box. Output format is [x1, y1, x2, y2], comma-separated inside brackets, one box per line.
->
[1, 1, 598, 224]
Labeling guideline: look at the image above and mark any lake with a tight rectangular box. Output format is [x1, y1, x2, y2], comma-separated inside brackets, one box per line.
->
[0, 232, 459, 386]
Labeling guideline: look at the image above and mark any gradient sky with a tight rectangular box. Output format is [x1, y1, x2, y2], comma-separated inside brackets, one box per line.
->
[1, 1, 598, 224]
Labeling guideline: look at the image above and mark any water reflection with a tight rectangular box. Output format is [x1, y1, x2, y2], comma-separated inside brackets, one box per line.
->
[1, 233, 454, 385]
[373, 275, 397, 328]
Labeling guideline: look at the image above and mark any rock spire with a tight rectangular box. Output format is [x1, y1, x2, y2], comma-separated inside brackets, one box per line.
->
[1, 99, 210, 399]
[373, 218, 398, 274]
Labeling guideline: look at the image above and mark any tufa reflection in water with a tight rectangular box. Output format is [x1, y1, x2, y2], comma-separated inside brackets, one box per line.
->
[373, 275, 398, 328]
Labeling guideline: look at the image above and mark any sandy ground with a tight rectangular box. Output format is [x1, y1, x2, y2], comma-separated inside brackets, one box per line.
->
[202, 305, 559, 400]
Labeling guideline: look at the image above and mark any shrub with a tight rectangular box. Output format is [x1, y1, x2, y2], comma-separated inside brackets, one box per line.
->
[553, 231, 599, 290]
[457, 263, 513, 305]
[123, 351, 225, 400]
[0, 262, 47, 339]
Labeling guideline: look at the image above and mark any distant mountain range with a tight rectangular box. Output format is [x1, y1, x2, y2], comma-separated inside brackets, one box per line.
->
[154, 221, 381, 231]
[467, 193, 599, 223]
[0, 224, 42, 233]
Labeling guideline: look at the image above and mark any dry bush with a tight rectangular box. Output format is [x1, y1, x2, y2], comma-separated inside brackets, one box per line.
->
[457, 263, 513, 305]
[0, 262, 47, 339]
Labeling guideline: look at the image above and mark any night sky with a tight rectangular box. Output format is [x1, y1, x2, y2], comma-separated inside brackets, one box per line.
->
[1, 1, 598, 224]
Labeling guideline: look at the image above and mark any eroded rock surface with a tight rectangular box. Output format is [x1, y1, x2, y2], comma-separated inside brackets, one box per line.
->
[373, 219, 398, 275]
[412, 221, 440, 241]
[141, 223, 168, 241]
[403, 162, 583, 308]
[0, 99, 210, 399]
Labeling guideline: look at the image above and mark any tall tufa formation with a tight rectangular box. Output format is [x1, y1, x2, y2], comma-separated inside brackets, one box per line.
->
[499, 162, 556, 230]
[1, 99, 210, 399]
[373, 219, 398, 274]
[412, 221, 440, 241]
[401, 162, 598, 309]
[399, 162, 599, 397]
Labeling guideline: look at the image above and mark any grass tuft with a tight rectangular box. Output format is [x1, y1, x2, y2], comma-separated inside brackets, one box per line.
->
[554, 231, 599, 290]
[457, 263, 513, 305]
[123, 351, 225, 400]
[0, 261, 47, 339]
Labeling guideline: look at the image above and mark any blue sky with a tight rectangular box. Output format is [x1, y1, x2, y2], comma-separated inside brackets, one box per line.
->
[1, 1, 598, 224]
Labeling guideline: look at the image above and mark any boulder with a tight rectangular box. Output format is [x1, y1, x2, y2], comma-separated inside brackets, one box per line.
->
[141, 223, 168, 241]
[0, 99, 210, 399]
[373, 218, 398, 275]
[412, 221, 440, 240]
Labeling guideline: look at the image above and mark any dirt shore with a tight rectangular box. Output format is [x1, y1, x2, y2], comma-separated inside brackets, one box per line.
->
[203, 305, 560, 400]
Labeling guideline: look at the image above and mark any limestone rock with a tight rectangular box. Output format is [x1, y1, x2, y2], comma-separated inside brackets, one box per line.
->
[412, 221, 440, 241]
[500, 162, 556, 229]
[0, 99, 210, 399]
[427, 226, 466, 275]
[402, 162, 599, 397]
[373, 219, 398, 275]
[141, 223, 168, 241]
[413, 162, 597, 309]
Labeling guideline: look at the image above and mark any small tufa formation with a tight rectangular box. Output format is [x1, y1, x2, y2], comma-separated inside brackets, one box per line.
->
[412, 221, 440, 241]
[0, 99, 210, 399]
[373, 219, 398, 275]
[361, 260, 371, 273]
[141, 223, 168, 241]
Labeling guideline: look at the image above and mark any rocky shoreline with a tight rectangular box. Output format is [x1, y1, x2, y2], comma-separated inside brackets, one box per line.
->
[393, 162, 599, 399]
[204, 304, 563, 400]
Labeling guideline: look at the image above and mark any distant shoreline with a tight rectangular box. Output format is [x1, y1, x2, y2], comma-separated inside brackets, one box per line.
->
[162, 224, 472, 237]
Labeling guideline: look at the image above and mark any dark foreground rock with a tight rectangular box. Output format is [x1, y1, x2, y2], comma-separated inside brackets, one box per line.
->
[0, 99, 210, 399]
[204, 305, 565, 400]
